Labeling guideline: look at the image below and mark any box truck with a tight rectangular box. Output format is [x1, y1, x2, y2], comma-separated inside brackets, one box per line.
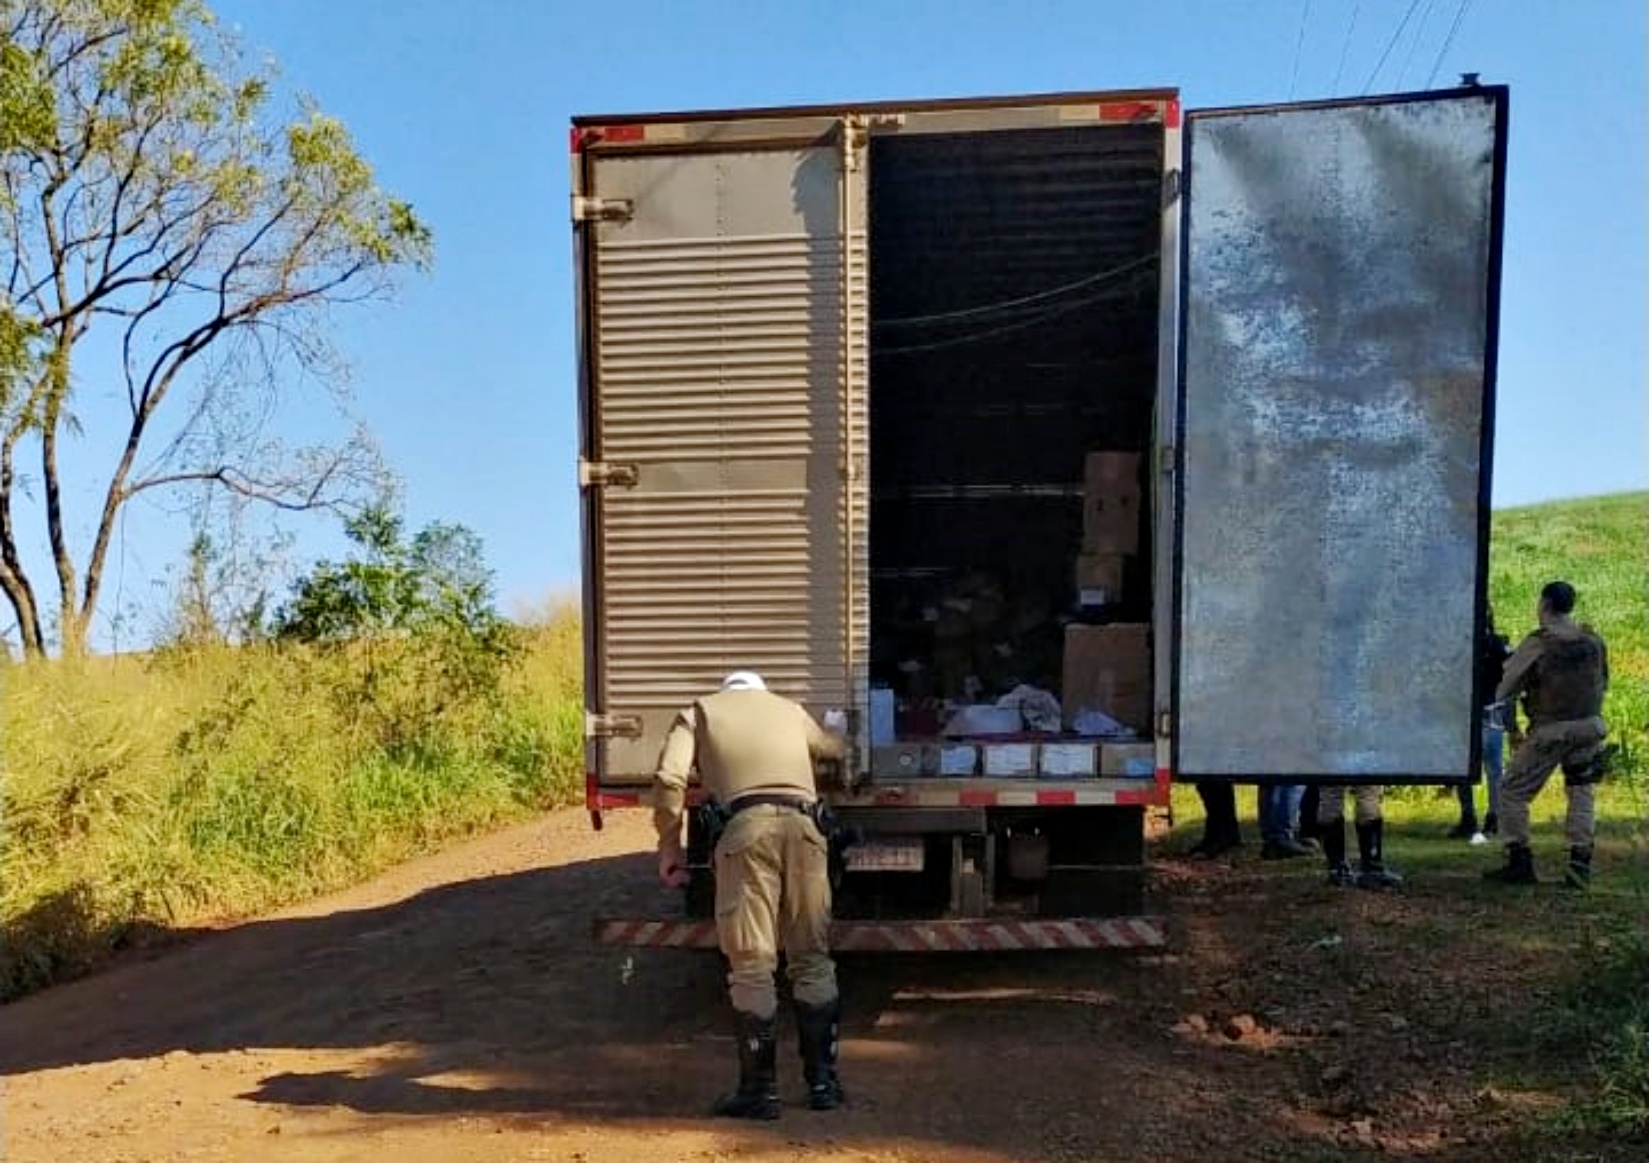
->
[573, 83, 1506, 950]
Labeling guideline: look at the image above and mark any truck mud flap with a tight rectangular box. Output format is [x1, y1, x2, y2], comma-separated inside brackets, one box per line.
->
[592, 916, 1168, 951]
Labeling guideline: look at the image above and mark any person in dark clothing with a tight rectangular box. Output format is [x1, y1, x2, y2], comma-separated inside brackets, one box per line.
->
[1298, 784, 1322, 843]
[1188, 783, 1241, 857]
[1451, 607, 1511, 840]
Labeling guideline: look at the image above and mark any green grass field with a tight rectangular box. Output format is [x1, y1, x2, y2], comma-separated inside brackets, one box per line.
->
[1489, 492, 1647, 774]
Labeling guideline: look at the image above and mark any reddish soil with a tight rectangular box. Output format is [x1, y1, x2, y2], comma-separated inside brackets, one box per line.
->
[0, 809, 1632, 1162]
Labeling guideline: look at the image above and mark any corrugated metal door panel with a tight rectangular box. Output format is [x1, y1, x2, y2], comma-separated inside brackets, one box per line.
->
[587, 144, 868, 781]
[1174, 90, 1506, 783]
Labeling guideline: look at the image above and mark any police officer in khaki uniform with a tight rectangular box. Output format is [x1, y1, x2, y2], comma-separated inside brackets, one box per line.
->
[1485, 581, 1610, 888]
[654, 671, 846, 1119]
[1315, 783, 1402, 890]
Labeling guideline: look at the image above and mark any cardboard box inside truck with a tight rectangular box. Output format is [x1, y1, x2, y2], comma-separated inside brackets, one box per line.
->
[1082, 451, 1141, 555]
[1062, 622, 1152, 732]
[1075, 551, 1127, 607]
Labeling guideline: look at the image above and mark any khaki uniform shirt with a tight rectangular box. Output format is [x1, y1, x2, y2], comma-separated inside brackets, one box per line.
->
[653, 689, 845, 845]
[1496, 616, 1609, 729]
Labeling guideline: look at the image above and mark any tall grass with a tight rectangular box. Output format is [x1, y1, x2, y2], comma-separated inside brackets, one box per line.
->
[1490, 491, 1647, 782]
[0, 604, 583, 1001]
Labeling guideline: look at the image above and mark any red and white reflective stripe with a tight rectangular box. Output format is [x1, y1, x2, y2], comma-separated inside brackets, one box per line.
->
[572, 124, 648, 152]
[1097, 99, 1174, 125]
[594, 916, 1168, 951]
[833, 917, 1168, 952]
[597, 919, 718, 947]
[854, 782, 1166, 809]
[589, 789, 642, 810]
[589, 775, 1172, 813]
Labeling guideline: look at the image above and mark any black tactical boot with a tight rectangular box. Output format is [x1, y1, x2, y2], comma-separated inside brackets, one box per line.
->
[712, 1011, 780, 1120]
[1561, 845, 1593, 891]
[1354, 819, 1403, 890]
[1483, 842, 1537, 885]
[794, 997, 845, 1111]
[1322, 817, 1354, 887]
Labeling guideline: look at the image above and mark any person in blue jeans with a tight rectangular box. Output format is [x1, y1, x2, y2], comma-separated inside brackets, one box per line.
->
[1452, 610, 1511, 840]
[1260, 783, 1312, 859]
[1468, 703, 1507, 841]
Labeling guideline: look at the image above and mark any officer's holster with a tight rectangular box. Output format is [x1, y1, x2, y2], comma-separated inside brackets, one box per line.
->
[807, 801, 862, 891]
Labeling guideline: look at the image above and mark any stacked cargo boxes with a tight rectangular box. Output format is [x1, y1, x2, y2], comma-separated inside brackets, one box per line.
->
[1074, 451, 1140, 607]
[1064, 450, 1153, 778]
[867, 450, 1153, 781]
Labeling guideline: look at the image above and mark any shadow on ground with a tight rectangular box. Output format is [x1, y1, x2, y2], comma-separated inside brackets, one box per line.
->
[2, 809, 1641, 1163]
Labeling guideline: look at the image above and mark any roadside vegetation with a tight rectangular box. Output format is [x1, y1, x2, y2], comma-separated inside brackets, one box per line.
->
[1, 509, 583, 1001]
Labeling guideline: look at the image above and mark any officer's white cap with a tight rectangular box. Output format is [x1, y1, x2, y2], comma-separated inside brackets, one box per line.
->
[722, 670, 767, 691]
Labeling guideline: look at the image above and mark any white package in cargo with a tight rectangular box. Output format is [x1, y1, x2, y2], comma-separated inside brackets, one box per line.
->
[1039, 741, 1099, 778]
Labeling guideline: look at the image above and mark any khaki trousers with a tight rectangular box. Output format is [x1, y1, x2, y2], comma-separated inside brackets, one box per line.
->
[1316, 784, 1384, 825]
[1500, 718, 1607, 847]
[714, 805, 837, 1019]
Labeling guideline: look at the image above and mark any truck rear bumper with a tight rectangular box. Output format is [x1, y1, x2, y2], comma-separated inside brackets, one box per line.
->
[592, 915, 1167, 951]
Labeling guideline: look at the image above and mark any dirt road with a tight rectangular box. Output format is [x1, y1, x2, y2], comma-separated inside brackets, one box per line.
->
[0, 809, 1624, 1162]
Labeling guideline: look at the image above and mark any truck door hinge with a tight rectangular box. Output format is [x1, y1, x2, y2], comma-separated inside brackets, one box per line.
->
[579, 459, 639, 489]
[1159, 444, 1177, 474]
[1157, 711, 1173, 739]
[572, 195, 635, 224]
[586, 712, 644, 740]
[1162, 168, 1182, 210]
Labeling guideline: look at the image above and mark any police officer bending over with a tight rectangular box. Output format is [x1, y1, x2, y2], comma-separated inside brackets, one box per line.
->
[653, 671, 847, 1119]
[1485, 581, 1610, 889]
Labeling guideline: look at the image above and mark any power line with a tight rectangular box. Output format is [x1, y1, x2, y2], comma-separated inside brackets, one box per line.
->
[1288, 0, 1314, 99]
[1397, 0, 1440, 89]
[1363, 0, 1425, 95]
[1426, 0, 1475, 87]
[1332, 1, 1362, 93]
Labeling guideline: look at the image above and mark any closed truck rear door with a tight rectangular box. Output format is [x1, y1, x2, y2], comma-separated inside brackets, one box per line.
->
[572, 115, 869, 805]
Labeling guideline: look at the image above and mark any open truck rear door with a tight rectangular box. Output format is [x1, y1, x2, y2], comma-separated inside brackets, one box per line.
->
[572, 116, 869, 812]
[1171, 87, 1508, 784]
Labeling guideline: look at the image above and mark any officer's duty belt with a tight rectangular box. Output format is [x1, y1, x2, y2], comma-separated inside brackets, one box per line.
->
[727, 793, 814, 816]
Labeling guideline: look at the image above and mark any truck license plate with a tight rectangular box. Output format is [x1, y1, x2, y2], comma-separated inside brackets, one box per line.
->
[845, 839, 925, 873]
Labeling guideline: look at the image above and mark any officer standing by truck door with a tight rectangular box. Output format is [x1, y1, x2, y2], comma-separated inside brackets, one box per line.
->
[653, 671, 847, 1119]
[1484, 582, 1610, 888]
[1316, 784, 1402, 890]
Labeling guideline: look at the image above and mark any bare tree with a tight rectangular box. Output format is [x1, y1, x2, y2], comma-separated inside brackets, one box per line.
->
[0, 0, 431, 655]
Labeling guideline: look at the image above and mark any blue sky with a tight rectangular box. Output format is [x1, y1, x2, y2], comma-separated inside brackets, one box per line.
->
[76, 0, 1649, 636]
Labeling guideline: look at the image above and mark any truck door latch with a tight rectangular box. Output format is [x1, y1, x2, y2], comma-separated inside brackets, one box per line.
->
[572, 196, 635, 224]
[579, 459, 639, 489]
